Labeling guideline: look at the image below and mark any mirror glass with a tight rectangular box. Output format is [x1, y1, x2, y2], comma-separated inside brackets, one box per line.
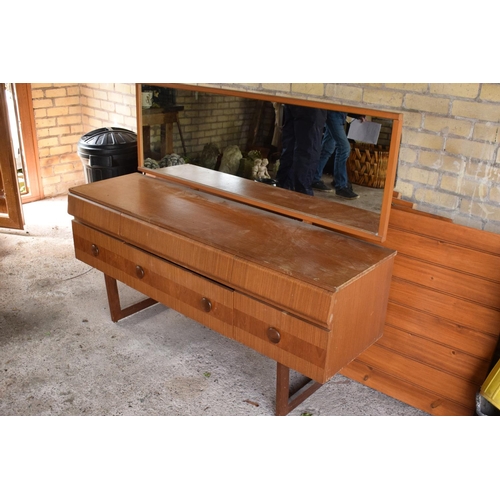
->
[136, 83, 402, 242]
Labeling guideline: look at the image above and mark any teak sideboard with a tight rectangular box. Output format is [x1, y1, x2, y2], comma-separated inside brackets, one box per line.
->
[68, 170, 396, 415]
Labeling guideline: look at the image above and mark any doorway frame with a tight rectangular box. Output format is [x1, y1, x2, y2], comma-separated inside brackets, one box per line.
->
[14, 83, 43, 203]
[0, 83, 24, 229]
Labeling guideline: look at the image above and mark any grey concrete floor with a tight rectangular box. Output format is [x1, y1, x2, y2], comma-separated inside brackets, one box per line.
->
[0, 192, 428, 416]
[313, 173, 385, 214]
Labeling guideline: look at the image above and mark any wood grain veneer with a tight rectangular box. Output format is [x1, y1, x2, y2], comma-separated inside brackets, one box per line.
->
[340, 200, 500, 416]
[68, 173, 397, 395]
[72, 221, 234, 336]
[69, 173, 395, 329]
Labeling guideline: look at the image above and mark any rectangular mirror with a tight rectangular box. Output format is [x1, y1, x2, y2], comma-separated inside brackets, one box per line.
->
[136, 83, 402, 243]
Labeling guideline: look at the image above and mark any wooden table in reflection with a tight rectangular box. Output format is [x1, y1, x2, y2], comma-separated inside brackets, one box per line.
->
[142, 106, 187, 158]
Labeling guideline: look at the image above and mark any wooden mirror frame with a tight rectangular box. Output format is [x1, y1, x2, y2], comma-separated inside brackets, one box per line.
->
[135, 83, 403, 243]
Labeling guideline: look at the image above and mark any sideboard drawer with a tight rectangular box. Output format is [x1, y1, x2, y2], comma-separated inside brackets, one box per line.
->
[68, 194, 121, 236]
[233, 292, 330, 383]
[119, 213, 235, 286]
[72, 221, 234, 337]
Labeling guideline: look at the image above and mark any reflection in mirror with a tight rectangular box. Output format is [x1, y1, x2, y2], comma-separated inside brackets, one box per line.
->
[137, 83, 402, 242]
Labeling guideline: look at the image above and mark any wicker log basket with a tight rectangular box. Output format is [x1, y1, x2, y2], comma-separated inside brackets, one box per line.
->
[346, 142, 389, 189]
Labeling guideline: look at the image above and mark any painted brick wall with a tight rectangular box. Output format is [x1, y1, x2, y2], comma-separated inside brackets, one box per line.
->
[31, 83, 137, 197]
[32, 83, 500, 234]
[201, 83, 500, 234]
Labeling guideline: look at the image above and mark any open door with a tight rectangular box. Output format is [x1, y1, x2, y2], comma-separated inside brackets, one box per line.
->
[0, 83, 24, 229]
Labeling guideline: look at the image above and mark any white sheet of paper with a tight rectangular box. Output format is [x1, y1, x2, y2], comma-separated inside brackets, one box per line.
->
[347, 120, 382, 144]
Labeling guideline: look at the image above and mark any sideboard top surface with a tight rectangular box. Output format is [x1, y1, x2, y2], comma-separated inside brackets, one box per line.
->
[68, 173, 395, 292]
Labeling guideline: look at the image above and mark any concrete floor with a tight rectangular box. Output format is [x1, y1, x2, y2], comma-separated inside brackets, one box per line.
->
[313, 173, 385, 214]
[0, 191, 428, 416]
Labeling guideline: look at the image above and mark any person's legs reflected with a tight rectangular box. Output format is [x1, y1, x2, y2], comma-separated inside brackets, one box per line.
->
[278, 105, 326, 196]
[327, 112, 350, 189]
[312, 119, 336, 188]
[328, 112, 359, 199]
[292, 106, 326, 195]
[276, 105, 295, 191]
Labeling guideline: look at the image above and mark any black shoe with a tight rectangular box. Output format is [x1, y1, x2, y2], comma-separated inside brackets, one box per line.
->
[335, 186, 359, 199]
[312, 180, 333, 192]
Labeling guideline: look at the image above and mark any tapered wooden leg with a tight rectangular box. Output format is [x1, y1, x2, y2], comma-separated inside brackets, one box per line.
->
[104, 274, 157, 322]
[275, 363, 323, 416]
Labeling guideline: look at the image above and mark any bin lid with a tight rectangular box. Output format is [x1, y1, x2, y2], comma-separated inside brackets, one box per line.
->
[77, 127, 137, 156]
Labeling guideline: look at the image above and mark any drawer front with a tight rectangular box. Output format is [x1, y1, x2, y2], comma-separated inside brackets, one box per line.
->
[72, 221, 233, 337]
[68, 194, 121, 236]
[233, 292, 330, 383]
[119, 214, 235, 286]
[232, 258, 335, 329]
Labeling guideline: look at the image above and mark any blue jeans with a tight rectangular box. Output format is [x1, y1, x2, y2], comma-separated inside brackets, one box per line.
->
[313, 111, 350, 189]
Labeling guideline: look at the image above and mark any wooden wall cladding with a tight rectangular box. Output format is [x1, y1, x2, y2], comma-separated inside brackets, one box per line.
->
[340, 198, 500, 416]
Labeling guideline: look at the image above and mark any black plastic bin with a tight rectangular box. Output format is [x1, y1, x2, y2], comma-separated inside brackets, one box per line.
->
[77, 127, 138, 183]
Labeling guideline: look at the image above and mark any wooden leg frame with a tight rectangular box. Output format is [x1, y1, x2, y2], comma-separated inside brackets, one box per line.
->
[275, 363, 323, 416]
[104, 274, 322, 415]
[104, 274, 157, 323]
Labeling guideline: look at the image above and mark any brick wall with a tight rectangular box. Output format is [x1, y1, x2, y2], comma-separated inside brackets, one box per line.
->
[143, 86, 389, 163]
[200, 83, 500, 234]
[144, 88, 256, 163]
[32, 83, 500, 234]
[31, 84, 84, 198]
[80, 83, 136, 133]
[31, 83, 137, 197]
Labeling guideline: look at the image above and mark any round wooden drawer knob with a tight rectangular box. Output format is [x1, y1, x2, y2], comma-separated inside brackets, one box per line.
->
[267, 327, 281, 344]
[135, 265, 145, 279]
[201, 297, 212, 312]
[91, 244, 99, 257]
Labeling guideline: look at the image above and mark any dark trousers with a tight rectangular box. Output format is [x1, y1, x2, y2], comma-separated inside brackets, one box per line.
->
[276, 104, 327, 196]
